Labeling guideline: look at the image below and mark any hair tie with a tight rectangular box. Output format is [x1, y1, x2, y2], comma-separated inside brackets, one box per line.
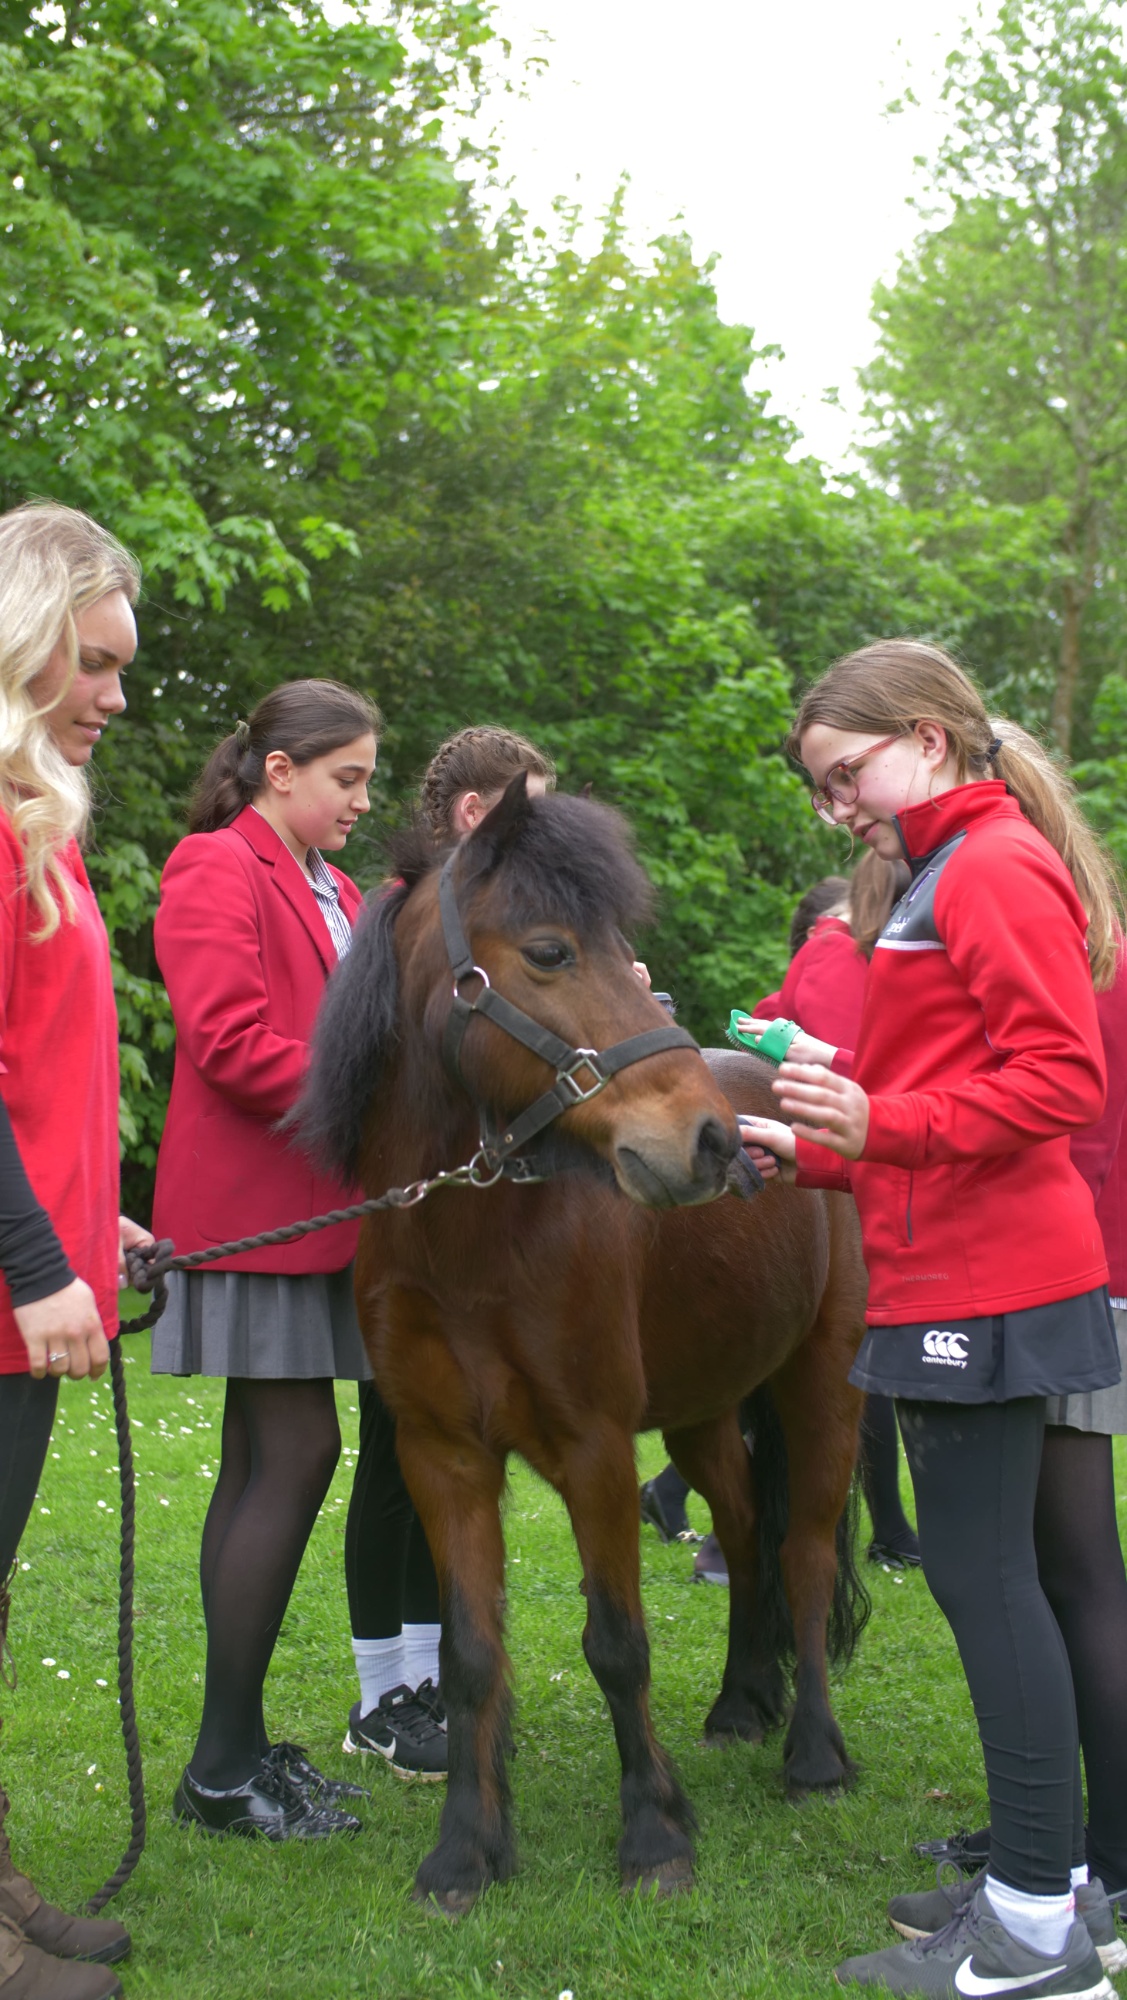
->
[986, 736, 1003, 758]
[234, 719, 251, 752]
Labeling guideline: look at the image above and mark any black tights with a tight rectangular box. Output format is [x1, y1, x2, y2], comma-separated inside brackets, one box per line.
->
[190, 1377, 340, 1790]
[898, 1398, 1082, 1894]
[1035, 1426, 1127, 1891]
[0, 1374, 58, 1577]
[344, 1381, 439, 1637]
[860, 1393, 918, 1554]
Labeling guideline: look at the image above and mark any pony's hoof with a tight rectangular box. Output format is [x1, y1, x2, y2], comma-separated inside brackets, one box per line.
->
[784, 1755, 858, 1800]
[412, 1884, 480, 1920]
[622, 1855, 694, 1899]
[703, 1715, 767, 1747]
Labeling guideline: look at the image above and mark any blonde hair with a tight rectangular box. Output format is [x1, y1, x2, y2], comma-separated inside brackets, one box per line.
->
[0, 502, 140, 938]
[791, 639, 1123, 989]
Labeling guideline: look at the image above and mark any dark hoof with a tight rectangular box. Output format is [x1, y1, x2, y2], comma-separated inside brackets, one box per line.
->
[784, 1754, 858, 1799]
[412, 1884, 480, 1920]
[703, 1718, 767, 1748]
[623, 1854, 694, 1899]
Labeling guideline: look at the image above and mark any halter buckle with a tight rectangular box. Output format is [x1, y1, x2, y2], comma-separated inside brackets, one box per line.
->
[556, 1048, 608, 1104]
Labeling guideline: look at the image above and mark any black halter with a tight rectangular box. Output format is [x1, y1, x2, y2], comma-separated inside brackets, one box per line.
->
[437, 850, 699, 1176]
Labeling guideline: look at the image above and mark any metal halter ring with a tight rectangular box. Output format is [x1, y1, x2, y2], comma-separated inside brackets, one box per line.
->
[453, 965, 491, 1002]
[556, 1049, 609, 1104]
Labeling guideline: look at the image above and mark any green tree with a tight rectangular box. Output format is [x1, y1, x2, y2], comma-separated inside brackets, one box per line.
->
[862, 0, 1127, 752]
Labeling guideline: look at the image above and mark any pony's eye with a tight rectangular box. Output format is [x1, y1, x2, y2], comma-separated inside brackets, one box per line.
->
[521, 940, 571, 970]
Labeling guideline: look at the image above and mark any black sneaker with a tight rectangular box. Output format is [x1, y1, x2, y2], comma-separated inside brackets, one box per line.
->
[914, 1827, 991, 1869]
[690, 1532, 729, 1585]
[173, 1757, 363, 1839]
[341, 1680, 447, 1782]
[837, 1883, 1114, 1996]
[266, 1740, 369, 1804]
[890, 1866, 1127, 1974]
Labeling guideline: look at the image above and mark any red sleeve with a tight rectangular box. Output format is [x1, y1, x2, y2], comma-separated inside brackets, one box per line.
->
[1071, 962, 1127, 1203]
[863, 837, 1106, 1169]
[794, 1137, 853, 1191]
[155, 837, 310, 1120]
[780, 930, 868, 1048]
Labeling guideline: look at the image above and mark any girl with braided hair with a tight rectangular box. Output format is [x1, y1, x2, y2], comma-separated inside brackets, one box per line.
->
[339, 725, 554, 1781]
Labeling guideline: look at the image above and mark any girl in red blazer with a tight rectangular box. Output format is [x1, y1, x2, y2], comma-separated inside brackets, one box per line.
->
[152, 679, 378, 1842]
[743, 641, 1122, 1998]
[0, 501, 154, 1991]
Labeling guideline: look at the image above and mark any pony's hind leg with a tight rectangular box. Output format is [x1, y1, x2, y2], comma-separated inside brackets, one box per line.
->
[558, 1420, 696, 1897]
[665, 1413, 789, 1745]
[394, 1417, 516, 1916]
[768, 1328, 867, 1796]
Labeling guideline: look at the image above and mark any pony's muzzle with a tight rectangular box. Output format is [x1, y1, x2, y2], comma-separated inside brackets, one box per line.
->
[612, 1110, 737, 1209]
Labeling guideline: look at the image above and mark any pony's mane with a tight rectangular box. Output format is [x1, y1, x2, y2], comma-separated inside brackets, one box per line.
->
[296, 791, 654, 1182]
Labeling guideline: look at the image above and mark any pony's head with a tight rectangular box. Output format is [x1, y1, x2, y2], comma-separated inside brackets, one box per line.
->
[298, 776, 739, 1207]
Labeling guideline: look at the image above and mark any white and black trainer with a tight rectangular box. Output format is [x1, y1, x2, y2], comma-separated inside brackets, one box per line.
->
[341, 1680, 447, 1782]
[889, 1866, 1127, 1974]
[837, 1884, 1115, 1998]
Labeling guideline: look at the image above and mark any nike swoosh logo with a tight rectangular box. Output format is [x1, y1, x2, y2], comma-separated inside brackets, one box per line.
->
[955, 1961, 1066, 1996]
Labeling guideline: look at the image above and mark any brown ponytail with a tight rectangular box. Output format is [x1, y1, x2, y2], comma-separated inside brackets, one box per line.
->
[791, 640, 1124, 989]
[189, 679, 381, 834]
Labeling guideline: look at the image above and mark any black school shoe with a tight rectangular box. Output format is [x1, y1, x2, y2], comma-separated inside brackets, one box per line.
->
[837, 1884, 1113, 1997]
[266, 1741, 369, 1804]
[173, 1757, 363, 1839]
[914, 1827, 992, 1869]
[342, 1680, 447, 1782]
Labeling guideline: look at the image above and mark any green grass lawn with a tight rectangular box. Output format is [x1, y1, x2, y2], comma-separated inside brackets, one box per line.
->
[6, 1327, 1126, 2000]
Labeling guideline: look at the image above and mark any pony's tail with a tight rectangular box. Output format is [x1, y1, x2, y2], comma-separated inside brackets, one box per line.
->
[741, 1384, 870, 1672]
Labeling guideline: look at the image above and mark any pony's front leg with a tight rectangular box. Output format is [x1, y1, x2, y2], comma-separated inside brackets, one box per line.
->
[394, 1419, 515, 1916]
[560, 1421, 696, 1897]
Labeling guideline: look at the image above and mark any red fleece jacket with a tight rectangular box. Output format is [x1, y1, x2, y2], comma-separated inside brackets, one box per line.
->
[796, 783, 1108, 1323]
[1071, 960, 1127, 1298]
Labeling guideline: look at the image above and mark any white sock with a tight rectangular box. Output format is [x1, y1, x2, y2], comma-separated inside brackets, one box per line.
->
[984, 1874, 1075, 1956]
[352, 1634, 406, 1714]
[1071, 1864, 1089, 1890]
[403, 1622, 441, 1690]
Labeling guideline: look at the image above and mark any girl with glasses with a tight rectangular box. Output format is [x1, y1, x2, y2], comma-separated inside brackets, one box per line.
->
[741, 640, 1122, 2000]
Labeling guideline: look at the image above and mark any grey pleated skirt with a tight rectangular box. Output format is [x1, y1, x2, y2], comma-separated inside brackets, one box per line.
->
[1044, 1302, 1127, 1434]
[151, 1266, 372, 1381]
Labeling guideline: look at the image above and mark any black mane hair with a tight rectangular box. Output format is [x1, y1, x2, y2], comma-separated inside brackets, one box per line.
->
[295, 787, 654, 1182]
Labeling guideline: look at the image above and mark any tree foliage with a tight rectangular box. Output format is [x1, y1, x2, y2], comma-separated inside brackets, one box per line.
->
[862, 0, 1127, 752]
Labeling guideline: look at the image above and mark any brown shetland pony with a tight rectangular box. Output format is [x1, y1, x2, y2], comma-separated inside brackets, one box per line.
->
[299, 780, 868, 1915]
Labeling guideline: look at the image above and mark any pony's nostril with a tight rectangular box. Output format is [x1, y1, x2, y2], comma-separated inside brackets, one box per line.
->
[697, 1116, 737, 1168]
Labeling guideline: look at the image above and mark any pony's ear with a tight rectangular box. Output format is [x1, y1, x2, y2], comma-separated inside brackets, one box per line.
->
[464, 768, 533, 870]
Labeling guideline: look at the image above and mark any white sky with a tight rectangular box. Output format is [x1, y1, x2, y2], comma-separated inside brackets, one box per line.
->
[482, 1, 979, 467]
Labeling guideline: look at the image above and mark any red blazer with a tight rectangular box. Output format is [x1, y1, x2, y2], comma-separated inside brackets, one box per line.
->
[153, 806, 364, 1273]
[796, 785, 1107, 1324]
[0, 819, 120, 1371]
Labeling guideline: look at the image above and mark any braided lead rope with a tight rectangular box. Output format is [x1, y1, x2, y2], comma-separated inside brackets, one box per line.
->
[118, 1152, 507, 1337]
[85, 1338, 145, 1914]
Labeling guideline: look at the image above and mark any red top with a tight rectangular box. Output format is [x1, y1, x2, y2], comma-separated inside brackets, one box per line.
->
[772, 915, 868, 1048]
[796, 783, 1108, 1323]
[152, 806, 364, 1272]
[0, 817, 120, 1373]
[1070, 959, 1127, 1298]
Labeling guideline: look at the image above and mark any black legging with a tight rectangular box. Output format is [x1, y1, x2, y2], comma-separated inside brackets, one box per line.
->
[190, 1377, 340, 1790]
[898, 1397, 1082, 1894]
[344, 1380, 439, 1638]
[0, 1374, 58, 1577]
[860, 1392, 918, 1552]
[1035, 1426, 1127, 1891]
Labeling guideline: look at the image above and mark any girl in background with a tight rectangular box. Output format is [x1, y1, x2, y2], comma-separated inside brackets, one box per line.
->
[340, 725, 555, 1781]
[153, 680, 378, 1841]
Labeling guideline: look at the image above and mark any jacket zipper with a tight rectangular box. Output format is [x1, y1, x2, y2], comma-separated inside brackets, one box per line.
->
[905, 1172, 914, 1246]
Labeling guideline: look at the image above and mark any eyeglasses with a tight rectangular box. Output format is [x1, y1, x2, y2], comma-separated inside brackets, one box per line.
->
[810, 732, 905, 825]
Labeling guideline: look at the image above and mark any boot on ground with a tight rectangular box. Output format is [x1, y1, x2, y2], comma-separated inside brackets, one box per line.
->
[0, 1913, 123, 1997]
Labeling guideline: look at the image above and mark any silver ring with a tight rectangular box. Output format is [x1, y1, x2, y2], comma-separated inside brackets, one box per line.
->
[47, 1351, 69, 1368]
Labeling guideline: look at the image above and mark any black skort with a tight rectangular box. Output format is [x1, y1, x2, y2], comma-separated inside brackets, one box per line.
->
[849, 1285, 1121, 1404]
